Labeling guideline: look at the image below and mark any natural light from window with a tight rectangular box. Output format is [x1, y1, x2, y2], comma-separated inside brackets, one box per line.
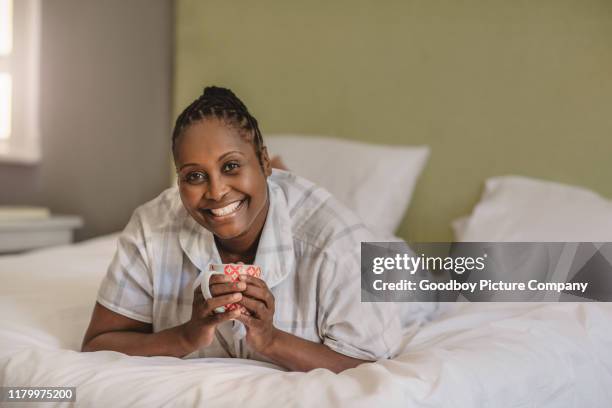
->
[0, 0, 12, 56]
[0, 0, 40, 163]
[0, 73, 10, 140]
[0, 0, 12, 141]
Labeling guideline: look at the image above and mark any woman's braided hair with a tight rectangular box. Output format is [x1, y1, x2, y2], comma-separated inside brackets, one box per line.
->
[172, 86, 265, 165]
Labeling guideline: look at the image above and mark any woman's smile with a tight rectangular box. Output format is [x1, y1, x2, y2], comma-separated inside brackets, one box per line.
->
[200, 199, 248, 222]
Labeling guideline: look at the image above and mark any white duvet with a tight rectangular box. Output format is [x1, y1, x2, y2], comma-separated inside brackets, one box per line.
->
[1, 235, 611, 407]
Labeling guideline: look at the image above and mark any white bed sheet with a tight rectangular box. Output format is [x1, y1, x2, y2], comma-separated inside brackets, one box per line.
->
[1, 234, 611, 407]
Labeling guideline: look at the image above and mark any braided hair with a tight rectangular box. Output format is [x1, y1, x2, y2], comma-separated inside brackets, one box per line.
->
[172, 86, 265, 165]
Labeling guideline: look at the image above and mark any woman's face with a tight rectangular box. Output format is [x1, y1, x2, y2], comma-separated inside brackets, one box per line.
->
[174, 118, 271, 241]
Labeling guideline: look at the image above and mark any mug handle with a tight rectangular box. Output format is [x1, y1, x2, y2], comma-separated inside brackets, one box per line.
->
[193, 270, 226, 313]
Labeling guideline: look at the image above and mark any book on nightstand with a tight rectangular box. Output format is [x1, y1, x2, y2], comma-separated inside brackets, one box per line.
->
[0, 206, 51, 221]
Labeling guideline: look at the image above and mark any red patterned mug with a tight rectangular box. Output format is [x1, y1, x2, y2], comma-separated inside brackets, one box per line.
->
[197, 263, 262, 314]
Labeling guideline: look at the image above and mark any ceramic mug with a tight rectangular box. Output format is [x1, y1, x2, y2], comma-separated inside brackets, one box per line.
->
[195, 263, 262, 314]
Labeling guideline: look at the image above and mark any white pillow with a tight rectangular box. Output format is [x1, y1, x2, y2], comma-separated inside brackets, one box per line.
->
[451, 216, 470, 241]
[264, 135, 429, 235]
[455, 176, 612, 241]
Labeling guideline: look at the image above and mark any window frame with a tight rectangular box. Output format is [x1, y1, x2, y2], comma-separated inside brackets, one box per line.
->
[0, 0, 41, 164]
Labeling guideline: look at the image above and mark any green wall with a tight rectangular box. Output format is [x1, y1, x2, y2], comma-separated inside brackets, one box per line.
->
[174, 0, 612, 241]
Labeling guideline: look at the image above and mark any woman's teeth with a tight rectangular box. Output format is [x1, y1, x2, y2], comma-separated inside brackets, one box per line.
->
[209, 200, 243, 217]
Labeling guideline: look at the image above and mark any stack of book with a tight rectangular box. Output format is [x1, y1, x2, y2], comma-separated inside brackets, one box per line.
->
[0, 206, 51, 222]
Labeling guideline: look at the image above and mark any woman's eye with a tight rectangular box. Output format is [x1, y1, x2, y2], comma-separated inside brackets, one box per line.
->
[223, 162, 240, 172]
[185, 172, 206, 184]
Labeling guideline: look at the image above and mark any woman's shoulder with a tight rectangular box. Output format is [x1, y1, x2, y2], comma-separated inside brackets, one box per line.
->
[129, 185, 185, 232]
[268, 169, 332, 208]
[269, 170, 373, 255]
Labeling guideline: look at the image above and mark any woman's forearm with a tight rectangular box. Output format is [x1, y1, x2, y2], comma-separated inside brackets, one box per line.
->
[82, 324, 192, 358]
[260, 329, 371, 373]
[83, 324, 371, 372]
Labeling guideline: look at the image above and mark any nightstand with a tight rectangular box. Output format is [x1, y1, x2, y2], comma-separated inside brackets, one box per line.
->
[0, 215, 84, 254]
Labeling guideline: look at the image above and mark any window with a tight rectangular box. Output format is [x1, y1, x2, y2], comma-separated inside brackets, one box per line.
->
[0, 0, 41, 164]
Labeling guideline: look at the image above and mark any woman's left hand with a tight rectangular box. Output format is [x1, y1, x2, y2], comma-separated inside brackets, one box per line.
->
[235, 275, 279, 354]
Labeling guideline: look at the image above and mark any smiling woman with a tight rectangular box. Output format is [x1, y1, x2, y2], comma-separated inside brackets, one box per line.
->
[175, 117, 271, 255]
[81, 86, 402, 373]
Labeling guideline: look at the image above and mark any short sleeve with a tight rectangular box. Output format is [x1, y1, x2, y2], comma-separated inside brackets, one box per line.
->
[317, 250, 403, 361]
[97, 210, 154, 323]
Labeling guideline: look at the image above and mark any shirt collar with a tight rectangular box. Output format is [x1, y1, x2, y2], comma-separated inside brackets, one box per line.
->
[178, 178, 295, 289]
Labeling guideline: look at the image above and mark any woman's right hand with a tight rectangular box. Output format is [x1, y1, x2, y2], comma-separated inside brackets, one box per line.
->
[180, 274, 246, 353]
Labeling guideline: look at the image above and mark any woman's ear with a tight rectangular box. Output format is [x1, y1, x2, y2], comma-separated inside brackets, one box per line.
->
[260, 145, 273, 177]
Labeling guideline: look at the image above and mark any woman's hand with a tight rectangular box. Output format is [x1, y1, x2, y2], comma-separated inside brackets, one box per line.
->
[180, 274, 245, 353]
[235, 275, 279, 354]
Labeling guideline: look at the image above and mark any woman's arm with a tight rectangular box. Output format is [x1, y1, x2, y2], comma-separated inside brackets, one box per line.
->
[260, 327, 370, 373]
[83, 277, 242, 357]
[235, 275, 373, 373]
[81, 302, 188, 357]
[81, 303, 192, 357]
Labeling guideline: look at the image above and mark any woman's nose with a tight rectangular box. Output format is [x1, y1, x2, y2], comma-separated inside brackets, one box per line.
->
[204, 174, 229, 201]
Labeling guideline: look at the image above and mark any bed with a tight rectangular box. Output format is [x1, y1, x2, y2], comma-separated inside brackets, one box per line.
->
[2, 137, 612, 406]
[1, 232, 611, 407]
